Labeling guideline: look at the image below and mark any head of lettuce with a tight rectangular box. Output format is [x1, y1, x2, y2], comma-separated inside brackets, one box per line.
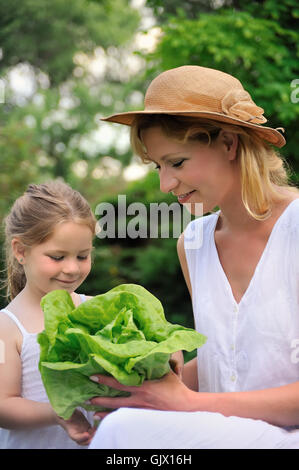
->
[38, 284, 206, 419]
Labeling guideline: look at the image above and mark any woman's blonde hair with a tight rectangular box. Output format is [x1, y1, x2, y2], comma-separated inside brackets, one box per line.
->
[2, 180, 96, 301]
[130, 115, 298, 220]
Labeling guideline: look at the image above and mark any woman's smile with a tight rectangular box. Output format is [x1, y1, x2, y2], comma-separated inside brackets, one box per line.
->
[176, 190, 196, 204]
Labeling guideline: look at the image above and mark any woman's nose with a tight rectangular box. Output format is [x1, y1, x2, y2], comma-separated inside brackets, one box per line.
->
[159, 170, 179, 194]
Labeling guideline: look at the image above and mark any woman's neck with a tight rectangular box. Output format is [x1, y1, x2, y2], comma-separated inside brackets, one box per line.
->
[217, 186, 297, 235]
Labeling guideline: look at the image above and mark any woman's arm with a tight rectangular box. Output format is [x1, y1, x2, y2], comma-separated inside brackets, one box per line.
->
[176, 233, 199, 391]
[209, 381, 299, 427]
[177, 232, 192, 298]
[89, 372, 299, 427]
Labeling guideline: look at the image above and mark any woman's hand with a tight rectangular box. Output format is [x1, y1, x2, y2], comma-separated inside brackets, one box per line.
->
[169, 350, 184, 379]
[89, 369, 197, 420]
[55, 409, 97, 446]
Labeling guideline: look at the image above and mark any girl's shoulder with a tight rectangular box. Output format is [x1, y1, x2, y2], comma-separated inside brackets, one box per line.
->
[0, 308, 23, 354]
[72, 292, 93, 307]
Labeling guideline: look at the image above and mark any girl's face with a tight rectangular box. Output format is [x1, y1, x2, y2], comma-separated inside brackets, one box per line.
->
[20, 221, 93, 297]
[141, 126, 239, 215]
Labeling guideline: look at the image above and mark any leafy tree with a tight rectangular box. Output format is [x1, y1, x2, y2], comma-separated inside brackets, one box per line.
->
[146, 0, 299, 26]
[146, 0, 230, 22]
[0, 0, 140, 86]
[0, 0, 143, 222]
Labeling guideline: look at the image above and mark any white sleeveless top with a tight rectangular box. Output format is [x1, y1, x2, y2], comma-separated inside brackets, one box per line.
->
[0, 293, 92, 449]
[184, 200, 299, 399]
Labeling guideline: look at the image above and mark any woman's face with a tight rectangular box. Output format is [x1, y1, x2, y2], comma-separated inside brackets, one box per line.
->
[141, 126, 239, 215]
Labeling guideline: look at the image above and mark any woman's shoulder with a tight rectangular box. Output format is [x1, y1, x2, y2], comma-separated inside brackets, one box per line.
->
[183, 211, 219, 247]
[184, 211, 219, 231]
[280, 194, 299, 224]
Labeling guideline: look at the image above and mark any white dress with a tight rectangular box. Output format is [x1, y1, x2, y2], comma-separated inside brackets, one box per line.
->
[0, 294, 92, 449]
[89, 200, 299, 449]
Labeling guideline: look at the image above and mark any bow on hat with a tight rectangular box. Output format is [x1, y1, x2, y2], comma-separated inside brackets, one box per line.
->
[221, 89, 267, 124]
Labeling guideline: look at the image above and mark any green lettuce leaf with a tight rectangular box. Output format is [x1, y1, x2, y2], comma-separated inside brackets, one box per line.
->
[38, 284, 206, 419]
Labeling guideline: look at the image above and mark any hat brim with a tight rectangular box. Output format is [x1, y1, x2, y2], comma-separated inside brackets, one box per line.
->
[101, 110, 286, 148]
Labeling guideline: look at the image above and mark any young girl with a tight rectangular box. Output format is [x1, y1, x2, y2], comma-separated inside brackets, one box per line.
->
[0, 180, 97, 449]
[88, 65, 299, 449]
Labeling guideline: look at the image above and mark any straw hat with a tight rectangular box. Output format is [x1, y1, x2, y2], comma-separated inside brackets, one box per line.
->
[101, 65, 286, 148]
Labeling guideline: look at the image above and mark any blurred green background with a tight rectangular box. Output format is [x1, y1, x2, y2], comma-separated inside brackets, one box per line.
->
[0, 0, 298, 334]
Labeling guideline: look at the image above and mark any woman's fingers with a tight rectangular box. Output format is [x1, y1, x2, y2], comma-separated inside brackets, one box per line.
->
[93, 411, 111, 420]
[89, 394, 138, 409]
[89, 373, 144, 392]
[88, 370, 188, 412]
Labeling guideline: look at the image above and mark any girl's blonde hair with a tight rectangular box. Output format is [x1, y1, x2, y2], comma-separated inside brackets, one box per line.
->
[130, 115, 298, 220]
[2, 180, 96, 301]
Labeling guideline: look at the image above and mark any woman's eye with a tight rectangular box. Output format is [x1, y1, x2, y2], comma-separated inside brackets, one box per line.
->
[154, 164, 161, 170]
[172, 159, 185, 168]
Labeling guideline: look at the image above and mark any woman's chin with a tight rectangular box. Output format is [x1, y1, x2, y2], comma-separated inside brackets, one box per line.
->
[182, 200, 217, 217]
[182, 200, 204, 216]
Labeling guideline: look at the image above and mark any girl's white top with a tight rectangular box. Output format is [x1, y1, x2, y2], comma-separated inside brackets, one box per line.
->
[0, 293, 92, 449]
[184, 199, 299, 424]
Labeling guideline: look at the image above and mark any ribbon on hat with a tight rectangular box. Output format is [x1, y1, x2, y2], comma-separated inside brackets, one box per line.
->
[221, 89, 267, 124]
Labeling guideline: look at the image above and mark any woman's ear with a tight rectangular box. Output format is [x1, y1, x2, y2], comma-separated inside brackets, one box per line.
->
[219, 131, 238, 160]
[11, 238, 27, 265]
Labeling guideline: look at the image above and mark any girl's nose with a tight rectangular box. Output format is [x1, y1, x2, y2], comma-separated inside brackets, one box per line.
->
[62, 258, 80, 275]
[159, 170, 179, 194]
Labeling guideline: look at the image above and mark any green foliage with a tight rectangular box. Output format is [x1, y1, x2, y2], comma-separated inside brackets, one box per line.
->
[146, 0, 228, 22]
[0, 82, 129, 224]
[147, 0, 299, 26]
[0, 0, 140, 85]
[38, 286, 205, 418]
[236, 0, 299, 28]
[0, 120, 41, 218]
[0, 0, 143, 227]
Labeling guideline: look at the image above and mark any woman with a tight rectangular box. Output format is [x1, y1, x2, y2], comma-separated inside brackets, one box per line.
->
[88, 65, 299, 449]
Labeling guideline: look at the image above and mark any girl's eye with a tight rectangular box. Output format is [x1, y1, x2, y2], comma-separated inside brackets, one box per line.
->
[154, 164, 160, 170]
[172, 159, 185, 168]
[49, 255, 89, 261]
